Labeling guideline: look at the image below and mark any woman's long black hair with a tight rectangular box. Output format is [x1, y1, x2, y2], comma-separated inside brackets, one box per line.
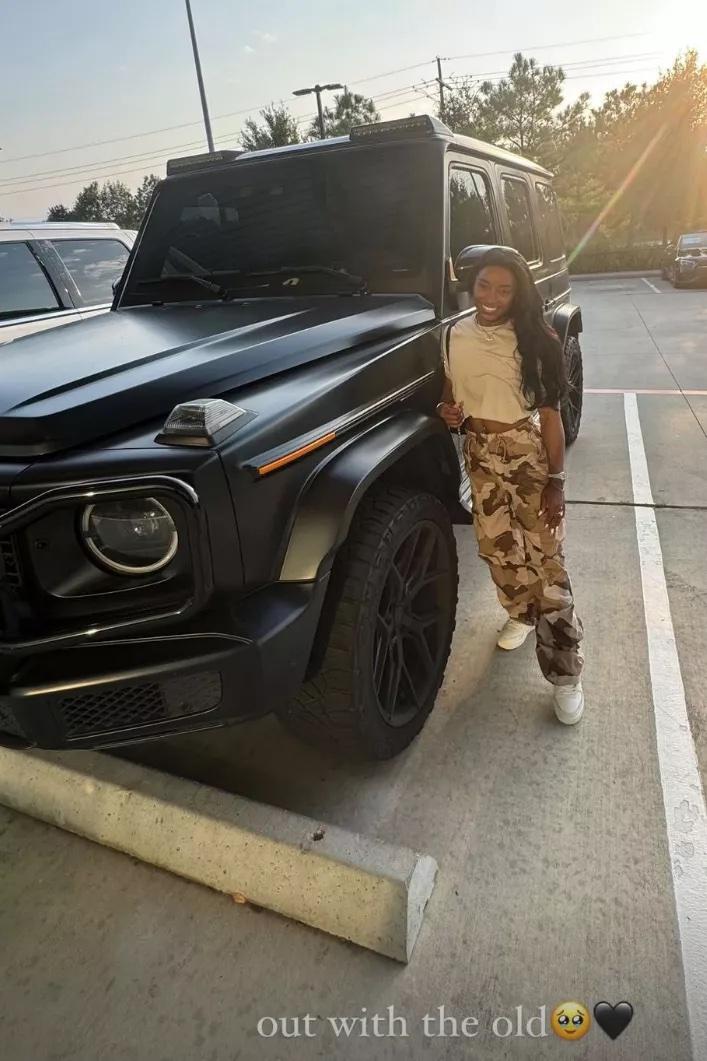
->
[467, 248, 567, 410]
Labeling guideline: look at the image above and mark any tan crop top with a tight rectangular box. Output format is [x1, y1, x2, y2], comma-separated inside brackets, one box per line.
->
[444, 314, 532, 423]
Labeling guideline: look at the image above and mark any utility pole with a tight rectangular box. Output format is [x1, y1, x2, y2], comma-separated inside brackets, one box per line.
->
[184, 0, 215, 152]
[436, 57, 446, 122]
[293, 82, 343, 139]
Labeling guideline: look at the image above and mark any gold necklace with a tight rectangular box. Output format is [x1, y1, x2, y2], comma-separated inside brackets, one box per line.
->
[474, 316, 504, 343]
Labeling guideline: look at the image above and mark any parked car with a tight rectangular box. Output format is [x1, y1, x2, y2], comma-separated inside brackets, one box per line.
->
[0, 115, 584, 759]
[0, 222, 135, 344]
[661, 231, 707, 288]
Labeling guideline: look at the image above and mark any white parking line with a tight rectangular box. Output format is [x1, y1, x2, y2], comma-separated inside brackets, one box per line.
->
[624, 392, 707, 1060]
[642, 277, 662, 293]
[587, 389, 707, 396]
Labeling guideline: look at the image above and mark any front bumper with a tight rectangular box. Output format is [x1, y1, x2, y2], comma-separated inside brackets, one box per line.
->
[0, 473, 328, 749]
[0, 580, 328, 749]
[676, 260, 707, 285]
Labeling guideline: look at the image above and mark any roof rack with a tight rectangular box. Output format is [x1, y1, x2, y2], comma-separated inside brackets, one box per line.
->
[0, 221, 121, 230]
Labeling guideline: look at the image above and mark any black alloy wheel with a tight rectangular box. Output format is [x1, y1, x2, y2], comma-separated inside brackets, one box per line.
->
[278, 485, 458, 760]
[561, 335, 584, 445]
[374, 520, 451, 728]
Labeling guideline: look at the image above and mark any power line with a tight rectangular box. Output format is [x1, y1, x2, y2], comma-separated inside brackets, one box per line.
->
[4, 49, 657, 189]
[1, 46, 667, 202]
[0, 94, 439, 200]
[3, 80, 431, 186]
[0, 128, 245, 199]
[445, 53, 660, 85]
[0, 30, 653, 168]
[444, 31, 648, 61]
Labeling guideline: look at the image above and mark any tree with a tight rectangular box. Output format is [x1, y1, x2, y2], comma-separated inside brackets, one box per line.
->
[440, 53, 588, 170]
[131, 174, 160, 225]
[98, 180, 135, 227]
[47, 203, 72, 221]
[583, 52, 707, 244]
[309, 90, 380, 139]
[70, 181, 103, 222]
[618, 53, 707, 241]
[240, 104, 300, 150]
[474, 54, 567, 161]
[439, 79, 478, 136]
[45, 173, 161, 228]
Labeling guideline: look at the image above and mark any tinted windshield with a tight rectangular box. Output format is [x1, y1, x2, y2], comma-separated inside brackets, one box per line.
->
[121, 143, 440, 305]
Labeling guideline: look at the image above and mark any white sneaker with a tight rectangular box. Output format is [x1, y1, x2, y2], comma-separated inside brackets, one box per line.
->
[497, 618, 534, 650]
[553, 682, 585, 725]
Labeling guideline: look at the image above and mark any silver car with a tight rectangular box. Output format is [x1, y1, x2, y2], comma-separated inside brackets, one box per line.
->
[0, 222, 135, 344]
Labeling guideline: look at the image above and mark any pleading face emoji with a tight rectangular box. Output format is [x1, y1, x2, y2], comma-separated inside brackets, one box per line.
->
[551, 1002, 591, 1041]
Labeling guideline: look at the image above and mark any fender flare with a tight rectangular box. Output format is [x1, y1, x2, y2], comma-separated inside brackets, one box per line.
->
[551, 303, 583, 348]
[279, 411, 458, 582]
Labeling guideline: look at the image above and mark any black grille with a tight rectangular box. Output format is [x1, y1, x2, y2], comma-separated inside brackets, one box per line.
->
[58, 671, 222, 739]
[61, 683, 166, 737]
[0, 535, 22, 589]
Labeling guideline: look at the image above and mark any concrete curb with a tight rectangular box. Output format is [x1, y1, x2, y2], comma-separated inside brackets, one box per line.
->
[570, 270, 662, 281]
[0, 748, 437, 962]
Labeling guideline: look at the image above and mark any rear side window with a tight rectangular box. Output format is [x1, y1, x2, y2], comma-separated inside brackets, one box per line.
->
[535, 182, 565, 261]
[501, 177, 538, 263]
[51, 239, 130, 306]
[449, 167, 497, 260]
[0, 241, 60, 319]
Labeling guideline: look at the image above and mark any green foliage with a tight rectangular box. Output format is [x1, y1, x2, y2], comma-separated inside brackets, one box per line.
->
[475, 54, 567, 158]
[442, 49, 707, 261]
[443, 53, 584, 167]
[47, 203, 73, 221]
[440, 80, 478, 136]
[240, 104, 301, 150]
[131, 174, 159, 219]
[568, 243, 666, 274]
[309, 90, 380, 139]
[46, 174, 160, 227]
[44, 52, 707, 274]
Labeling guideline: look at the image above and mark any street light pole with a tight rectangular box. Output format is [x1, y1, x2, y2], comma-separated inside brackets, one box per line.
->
[184, 0, 215, 153]
[293, 82, 343, 139]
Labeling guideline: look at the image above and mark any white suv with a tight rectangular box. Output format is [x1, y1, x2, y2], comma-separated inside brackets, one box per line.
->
[0, 222, 135, 344]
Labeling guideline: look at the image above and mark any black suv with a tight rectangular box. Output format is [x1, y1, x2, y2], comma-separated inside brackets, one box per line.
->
[661, 231, 707, 288]
[0, 116, 584, 760]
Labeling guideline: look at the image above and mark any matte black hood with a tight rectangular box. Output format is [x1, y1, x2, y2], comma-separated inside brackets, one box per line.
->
[0, 295, 434, 457]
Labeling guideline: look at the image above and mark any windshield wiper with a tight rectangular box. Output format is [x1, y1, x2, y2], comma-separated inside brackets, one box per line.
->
[213, 265, 368, 295]
[134, 265, 367, 302]
[136, 274, 227, 296]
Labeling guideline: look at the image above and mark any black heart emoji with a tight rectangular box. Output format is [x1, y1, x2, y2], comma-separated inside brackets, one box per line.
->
[593, 1001, 634, 1040]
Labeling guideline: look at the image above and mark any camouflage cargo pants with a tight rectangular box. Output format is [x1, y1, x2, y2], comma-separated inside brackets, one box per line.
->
[464, 419, 584, 686]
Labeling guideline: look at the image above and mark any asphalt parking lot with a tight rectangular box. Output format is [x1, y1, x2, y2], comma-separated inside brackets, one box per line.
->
[1, 275, 707, 1061]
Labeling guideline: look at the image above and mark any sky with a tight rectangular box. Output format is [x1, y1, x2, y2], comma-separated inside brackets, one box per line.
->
[1, 0, 706, 220]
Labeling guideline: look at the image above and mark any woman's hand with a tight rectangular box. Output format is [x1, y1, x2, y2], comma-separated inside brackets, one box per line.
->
[437, 400, 465, 429]
[540, 481, 565, 533]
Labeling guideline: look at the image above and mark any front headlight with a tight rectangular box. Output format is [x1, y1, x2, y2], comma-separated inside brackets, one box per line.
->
[81, 498, 178, 575]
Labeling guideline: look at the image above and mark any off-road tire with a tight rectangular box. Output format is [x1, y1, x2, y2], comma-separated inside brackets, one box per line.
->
[561, 334, 584, 445]
[278, 486, 458, 760]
